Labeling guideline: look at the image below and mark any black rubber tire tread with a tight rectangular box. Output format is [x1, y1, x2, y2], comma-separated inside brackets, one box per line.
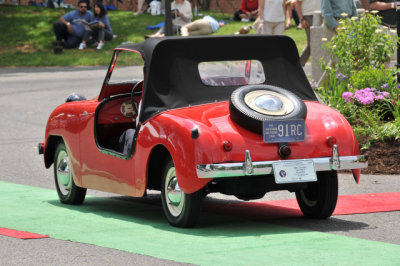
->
[160, 159, 202, 227]
[229, 85, 307, 134]
[295, 171, 338, 219]
[54, 141, 87, 205]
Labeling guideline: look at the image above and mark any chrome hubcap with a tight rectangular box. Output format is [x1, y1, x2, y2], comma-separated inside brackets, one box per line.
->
[244, 90, 294, 115]
[167, 177, 182, 206]
[254, 95, 283, 111]
[56, 150, 72, 196]
[165, 167, 184, 217]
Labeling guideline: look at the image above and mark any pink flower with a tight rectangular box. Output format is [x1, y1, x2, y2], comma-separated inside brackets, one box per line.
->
[342, 92, 354, 102]
[381, 91, 390, 98]
[353, 88, 376, 105]
[359, 96, 374, 105]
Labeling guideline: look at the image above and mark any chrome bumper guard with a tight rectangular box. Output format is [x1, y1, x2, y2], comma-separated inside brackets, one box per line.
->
[196, 145, 368, 179]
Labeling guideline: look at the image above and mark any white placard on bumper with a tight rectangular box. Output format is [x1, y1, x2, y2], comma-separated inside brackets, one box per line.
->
[273, 160, 317, 184]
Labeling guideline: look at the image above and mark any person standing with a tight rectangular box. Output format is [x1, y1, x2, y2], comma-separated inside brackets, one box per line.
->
[257, 0, 285, 35]
[321, 0, 357, 38]
[370, 0, 397, 28]
[133, 0, 149, 15]
[284, 0, 296, 28]
[52, 0, 93, 54]
[295, 0, 321, 66]
[318, 0, 357, 85]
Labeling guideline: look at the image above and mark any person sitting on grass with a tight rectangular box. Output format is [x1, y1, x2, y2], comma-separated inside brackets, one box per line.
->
[181, 16, 225, 36]
[79, 2, 113, 50]
[147, 0, 192, 37]
[233, 0, 258, 22]
[52, 0, 93, 54]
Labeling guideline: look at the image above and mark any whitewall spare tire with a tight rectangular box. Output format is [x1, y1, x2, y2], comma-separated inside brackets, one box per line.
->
[229, 85, 307, 134]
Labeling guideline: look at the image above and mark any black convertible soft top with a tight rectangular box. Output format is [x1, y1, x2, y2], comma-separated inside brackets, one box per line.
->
[119, 35, 317, 123]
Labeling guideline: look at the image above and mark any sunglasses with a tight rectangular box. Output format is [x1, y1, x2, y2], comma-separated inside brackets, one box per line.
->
[79, 5, 87, 8]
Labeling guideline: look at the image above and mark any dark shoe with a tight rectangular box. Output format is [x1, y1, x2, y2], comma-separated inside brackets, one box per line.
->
[53, 40, 63, 46]
[54, 45, 63, 54]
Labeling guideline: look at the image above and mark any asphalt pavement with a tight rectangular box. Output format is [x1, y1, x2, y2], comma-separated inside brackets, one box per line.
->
[0, 65, 399, 265]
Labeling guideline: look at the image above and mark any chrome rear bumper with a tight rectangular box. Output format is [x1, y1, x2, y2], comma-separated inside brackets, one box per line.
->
[196, 145, 368, 179]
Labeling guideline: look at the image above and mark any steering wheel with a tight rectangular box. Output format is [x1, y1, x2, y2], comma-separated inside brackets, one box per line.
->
[130, 80, 143, 115]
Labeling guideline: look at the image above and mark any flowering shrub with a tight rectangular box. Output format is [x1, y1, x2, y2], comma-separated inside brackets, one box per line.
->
[317, 12, 400, 148]
[323, 12, 398, 76]
[342, 88, 389, 104]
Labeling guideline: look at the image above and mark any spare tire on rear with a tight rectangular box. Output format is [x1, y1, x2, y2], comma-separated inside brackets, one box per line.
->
[229, 85, 307, 134]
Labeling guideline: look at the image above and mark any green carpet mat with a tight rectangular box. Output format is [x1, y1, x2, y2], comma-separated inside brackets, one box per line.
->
[1, 180, 399, 265]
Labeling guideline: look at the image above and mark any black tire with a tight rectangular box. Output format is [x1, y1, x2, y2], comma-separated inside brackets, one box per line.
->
[229, 85, 307, 134]
[160, 159, 202, 227]
[295, 171, 338, 219]
[54, 141, 87, 205]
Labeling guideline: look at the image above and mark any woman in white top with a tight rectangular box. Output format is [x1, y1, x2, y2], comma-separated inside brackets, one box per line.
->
[257, 0, 285, 35]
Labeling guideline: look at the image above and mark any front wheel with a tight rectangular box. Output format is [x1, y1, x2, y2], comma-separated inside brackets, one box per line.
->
[160, 159, 202, 227]
[295, 171, 338, 218]
[54, 141, 86, 205]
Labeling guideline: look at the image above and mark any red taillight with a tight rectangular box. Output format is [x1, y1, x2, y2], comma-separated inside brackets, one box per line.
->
[326, 136, 337, 147]
[223, 141, 233, 151]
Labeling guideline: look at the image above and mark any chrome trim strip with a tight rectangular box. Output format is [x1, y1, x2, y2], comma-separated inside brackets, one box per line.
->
[330, 144, 340, 170]
[196, 155, 368, 179]
[244, 150, 254, 175]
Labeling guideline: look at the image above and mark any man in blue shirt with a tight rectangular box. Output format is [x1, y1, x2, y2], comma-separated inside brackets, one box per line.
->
[321, 0, 358, 31]
[53, 0, 93, 54]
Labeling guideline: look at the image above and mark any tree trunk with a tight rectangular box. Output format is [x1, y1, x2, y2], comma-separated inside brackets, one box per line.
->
[198, 0, 210, 10]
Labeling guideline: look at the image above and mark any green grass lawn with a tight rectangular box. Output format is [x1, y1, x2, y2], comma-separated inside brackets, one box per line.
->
[0, 6, 306, 67]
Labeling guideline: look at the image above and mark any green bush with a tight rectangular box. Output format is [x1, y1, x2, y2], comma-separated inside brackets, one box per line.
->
[323, 12, 397, 76]
[354, 116, 400, 149]
[317, 11, 400, 146]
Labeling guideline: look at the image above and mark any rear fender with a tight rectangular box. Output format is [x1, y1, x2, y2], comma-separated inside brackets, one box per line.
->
[140, 114, 211, 194]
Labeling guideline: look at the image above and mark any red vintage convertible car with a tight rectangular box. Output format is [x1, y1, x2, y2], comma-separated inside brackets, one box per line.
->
[39, 35, 368, 227]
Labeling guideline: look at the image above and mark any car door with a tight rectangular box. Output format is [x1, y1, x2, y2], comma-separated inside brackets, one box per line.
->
[78, 50, 144, 197]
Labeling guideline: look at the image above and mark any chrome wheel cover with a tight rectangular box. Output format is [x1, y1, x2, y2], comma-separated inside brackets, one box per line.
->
[164, 167, 184, 217]
[56, 150, 72, 196]
[244, 90, 294, 116]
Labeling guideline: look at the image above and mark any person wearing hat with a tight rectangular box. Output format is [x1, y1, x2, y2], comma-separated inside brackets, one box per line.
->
[181, 16, 225, 36]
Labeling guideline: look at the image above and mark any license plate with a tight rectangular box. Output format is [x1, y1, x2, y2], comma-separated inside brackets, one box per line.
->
[263, 119, 305, 143]
[273, 160, 317, 184]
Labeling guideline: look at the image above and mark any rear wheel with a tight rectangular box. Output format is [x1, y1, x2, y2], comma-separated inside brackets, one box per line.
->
[161, 159, 202, 227]
[295, 171, 338, 218]
[54, 141, 86, 205]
